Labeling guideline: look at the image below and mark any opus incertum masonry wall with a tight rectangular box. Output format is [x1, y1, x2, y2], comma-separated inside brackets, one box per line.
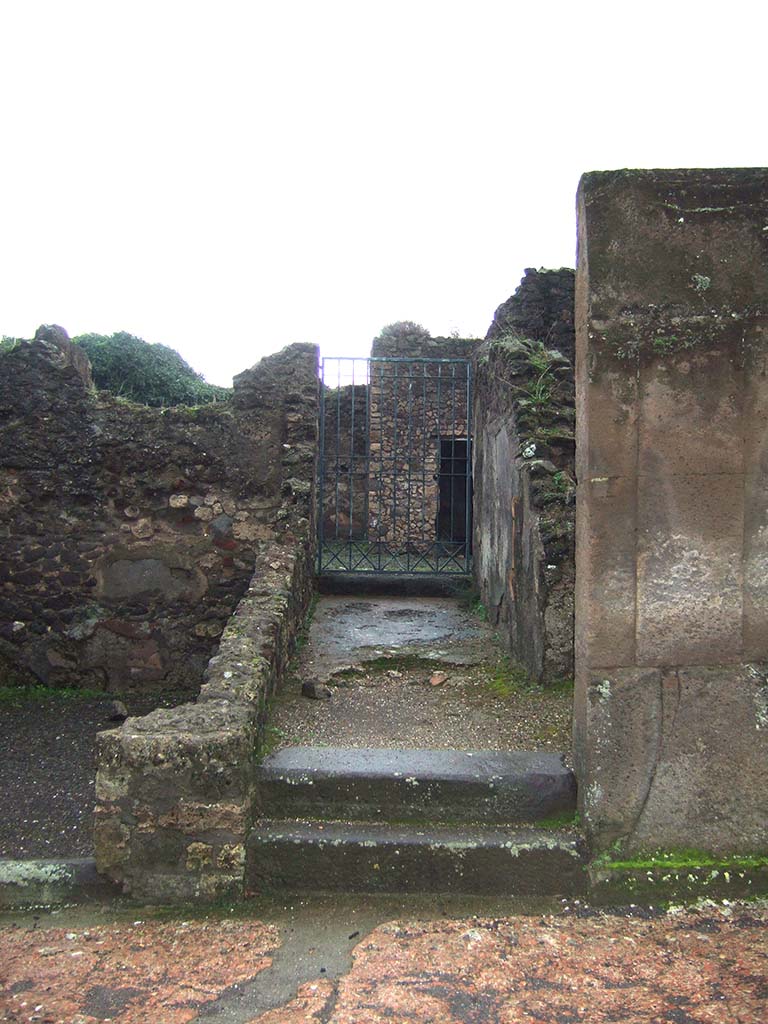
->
[368, 334, 472, 551]
[574, 168, 768, 854]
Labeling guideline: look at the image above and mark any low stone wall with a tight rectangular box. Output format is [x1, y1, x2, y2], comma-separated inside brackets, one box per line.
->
[472, 271, 576, 683]
[0, 331, 319, 898]
[94, 539, 315, 900]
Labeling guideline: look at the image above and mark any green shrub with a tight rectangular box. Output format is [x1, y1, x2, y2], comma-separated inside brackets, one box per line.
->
[73, 331, 232, 407]
[374, 321, 431, 345]
[0, 336, 21, 356]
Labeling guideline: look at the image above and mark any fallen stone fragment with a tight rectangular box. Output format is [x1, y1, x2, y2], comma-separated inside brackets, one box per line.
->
[302, 680, 332, 700]
[329, 664, 357, 677]
[429, 671, 449, 687]
[107, 700, 129, 723]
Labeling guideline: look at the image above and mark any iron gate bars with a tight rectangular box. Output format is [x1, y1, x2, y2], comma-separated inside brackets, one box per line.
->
[318, 356, 472, 575]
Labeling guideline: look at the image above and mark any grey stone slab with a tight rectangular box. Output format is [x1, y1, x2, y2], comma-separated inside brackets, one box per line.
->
[246, 821, 587, 897]
[576, 475, 637, 668]
[577, 668, 663, 850]
[578, 664, 768, 855]
[638, 350, 744, 479]
[636, 473, 744, 665]
[0, 858, 120, 909]
[628, 664, 768, 855]
[255, 747, 576, 825]
[743, 323, 768, 661]
[303, 596, 495, 677]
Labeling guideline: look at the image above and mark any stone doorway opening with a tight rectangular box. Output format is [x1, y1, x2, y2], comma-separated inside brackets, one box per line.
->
[437, 436, 472, 550]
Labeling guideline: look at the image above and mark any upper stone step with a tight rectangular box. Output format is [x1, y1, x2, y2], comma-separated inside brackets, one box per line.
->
[254, 747, 576, 825]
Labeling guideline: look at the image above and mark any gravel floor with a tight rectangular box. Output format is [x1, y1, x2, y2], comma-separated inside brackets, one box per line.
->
[0, 693, 176, 859]
[270, 663, 573, 753]
[270, 595, 573, 755]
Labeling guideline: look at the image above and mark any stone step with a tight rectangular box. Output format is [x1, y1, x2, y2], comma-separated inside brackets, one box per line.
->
[246, 820, 587, 896]
[254, 747, 576, 825]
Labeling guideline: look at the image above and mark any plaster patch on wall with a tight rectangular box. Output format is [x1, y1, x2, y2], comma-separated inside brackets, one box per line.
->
[595, 679, 611, 701]
[585, 782, 603, 812]
[755, 687, 768, 730]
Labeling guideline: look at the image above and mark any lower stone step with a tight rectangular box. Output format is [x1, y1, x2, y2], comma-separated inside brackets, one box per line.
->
[246, 821, 587, 896]
[254, 747, 576, 824]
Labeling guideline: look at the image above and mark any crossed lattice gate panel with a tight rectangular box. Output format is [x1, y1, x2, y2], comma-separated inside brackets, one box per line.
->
[318, 356, 472, 575]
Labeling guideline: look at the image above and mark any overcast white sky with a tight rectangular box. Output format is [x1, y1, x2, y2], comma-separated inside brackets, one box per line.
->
[1, 1, 765, 385]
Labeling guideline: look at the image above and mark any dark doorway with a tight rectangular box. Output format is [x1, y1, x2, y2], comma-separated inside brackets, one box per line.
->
[438, 437, 471, 545]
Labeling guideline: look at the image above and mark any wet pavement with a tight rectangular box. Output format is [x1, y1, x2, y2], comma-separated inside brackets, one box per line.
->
[303, 596, 493, 678]
[1, 897, 766, 1023]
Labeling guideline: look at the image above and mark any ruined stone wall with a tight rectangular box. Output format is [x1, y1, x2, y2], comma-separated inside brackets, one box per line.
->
[368, 337, 472, 550]
[574, 168, 768, 855]
[487, 267, 576, 360]
[89, 342, 319, 900]
[472, 271, 576, 682]
[0, 335, 317, 697]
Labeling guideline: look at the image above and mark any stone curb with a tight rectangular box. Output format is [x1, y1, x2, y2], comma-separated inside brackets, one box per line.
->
[0, 858, 121, 909]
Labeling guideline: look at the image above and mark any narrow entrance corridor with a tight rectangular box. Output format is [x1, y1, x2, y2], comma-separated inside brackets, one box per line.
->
[268, 595, 572, 752]
[249, 592, 582, 897]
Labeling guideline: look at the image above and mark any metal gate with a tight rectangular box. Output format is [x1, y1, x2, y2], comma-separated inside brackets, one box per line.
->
[318, 356, 472, 575]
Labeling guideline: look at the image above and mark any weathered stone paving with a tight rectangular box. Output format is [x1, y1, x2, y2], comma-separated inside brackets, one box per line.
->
[1, 902, 765, 1022]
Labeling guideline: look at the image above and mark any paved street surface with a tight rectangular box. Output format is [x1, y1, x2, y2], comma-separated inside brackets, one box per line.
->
[1, 898, 765, 1023]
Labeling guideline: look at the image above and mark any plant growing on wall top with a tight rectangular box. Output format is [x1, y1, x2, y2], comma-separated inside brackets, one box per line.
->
[73, 331, 232, 407]
[0, 336, 21, 356]
[374, 321, 431, 344]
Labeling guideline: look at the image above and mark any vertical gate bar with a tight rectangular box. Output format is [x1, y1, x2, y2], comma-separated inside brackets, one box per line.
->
[364, 358, 370, 566]
[421, 361, 427, 565]
[392, 360, 400, 570]
[405, 361, 413, 571]
[317, 358, 326, 574]
[334, 360, 342, 563]
[465, 360, 473, 573]
[377, 361, 385, 571]
[435, 363, 442, 571]
[451, 363, 457, 556]
[349, 358, 355, 559]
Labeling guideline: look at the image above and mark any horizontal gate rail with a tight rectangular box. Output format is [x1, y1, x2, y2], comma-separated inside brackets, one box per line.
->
[318, 356, 472, 576]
